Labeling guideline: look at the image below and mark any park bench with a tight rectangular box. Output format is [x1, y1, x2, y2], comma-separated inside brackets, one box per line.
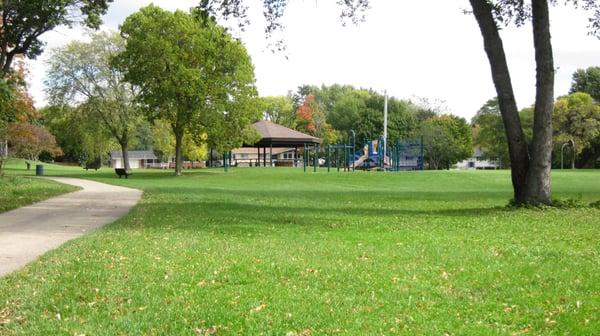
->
[115, 168, 132, 179]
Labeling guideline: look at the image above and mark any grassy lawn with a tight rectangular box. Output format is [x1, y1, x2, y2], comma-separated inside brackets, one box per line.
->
[0, 161, 79, 213]
[1, 163, 599, 335]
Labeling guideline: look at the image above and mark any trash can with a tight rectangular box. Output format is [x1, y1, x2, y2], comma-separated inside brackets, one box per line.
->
[35, 164, 44, 176]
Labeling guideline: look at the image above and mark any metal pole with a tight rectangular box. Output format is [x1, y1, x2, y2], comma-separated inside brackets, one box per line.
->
[350, 129, 356, 171]
[270, 144, 273, 167]
[327, 145, 331, 172]
[420, 136, 425, 170]
[383, 90, 388, 160]
[303, 143, 307, 172]
[313, 144, 318, 173]
[344, 144, 348, 171]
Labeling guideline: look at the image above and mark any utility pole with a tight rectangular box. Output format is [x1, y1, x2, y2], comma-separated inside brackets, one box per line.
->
[383, 90, 388, 161]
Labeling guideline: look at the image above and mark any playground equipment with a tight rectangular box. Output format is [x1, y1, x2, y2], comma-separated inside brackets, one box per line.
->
[349, 137, 423, 171]
[315, 130, 423, 173]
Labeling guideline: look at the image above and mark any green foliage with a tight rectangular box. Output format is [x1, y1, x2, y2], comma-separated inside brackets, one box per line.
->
[570, 66, 600, 101]
[553, 92, 600, 168]
[45, 31, 143, 168]
[472, 98, 508, 167]
[0, 0, 112, 75]
[296, 85, 418, 144]
[40, 105, 116, 165]
[116, 5, 259, 174]
[420, 115, 472, 169]
[261, 95, 296, 128]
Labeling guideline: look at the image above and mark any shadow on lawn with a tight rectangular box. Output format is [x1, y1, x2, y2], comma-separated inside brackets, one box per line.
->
[106, 195, 512, 235]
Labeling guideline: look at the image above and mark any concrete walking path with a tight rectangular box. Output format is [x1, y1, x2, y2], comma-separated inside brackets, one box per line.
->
[0, 177, 142, 277]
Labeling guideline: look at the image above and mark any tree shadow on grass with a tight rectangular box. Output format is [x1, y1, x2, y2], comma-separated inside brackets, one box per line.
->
[106, 194, 515, 236]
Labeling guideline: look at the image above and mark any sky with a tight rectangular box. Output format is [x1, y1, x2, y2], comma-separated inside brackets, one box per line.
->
[26, 0, 600, 120]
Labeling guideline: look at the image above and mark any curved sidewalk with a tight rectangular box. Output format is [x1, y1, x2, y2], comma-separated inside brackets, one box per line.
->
[0, 177, 142, 277]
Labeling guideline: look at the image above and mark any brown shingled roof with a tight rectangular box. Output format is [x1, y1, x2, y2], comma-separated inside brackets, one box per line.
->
[250, 120, 322, 147]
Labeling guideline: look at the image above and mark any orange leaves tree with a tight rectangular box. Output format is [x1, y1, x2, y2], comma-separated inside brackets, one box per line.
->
[7, 123, 62, 162]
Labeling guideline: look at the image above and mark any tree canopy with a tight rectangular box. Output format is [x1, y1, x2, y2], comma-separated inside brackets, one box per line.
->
[472, 98, 509, 167]
[0, 0, 112, 76]
[570, 66, 600, 102]
[116, 5, 260, 175]
[46, 31, 142, 170]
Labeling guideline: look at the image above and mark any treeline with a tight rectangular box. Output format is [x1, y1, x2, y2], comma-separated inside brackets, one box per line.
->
[263, 84, 473, 169]
[473, 66, 600, 169]
[3, 6, 262, 176]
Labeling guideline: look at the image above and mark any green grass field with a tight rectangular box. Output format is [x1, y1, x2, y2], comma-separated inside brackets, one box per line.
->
[0, 163, 78, 213]
[1, 161, 599, 335]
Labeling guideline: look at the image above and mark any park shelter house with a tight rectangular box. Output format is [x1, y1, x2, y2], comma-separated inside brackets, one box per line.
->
[110, 150, 158, 169]
[230, 120, 322, 167]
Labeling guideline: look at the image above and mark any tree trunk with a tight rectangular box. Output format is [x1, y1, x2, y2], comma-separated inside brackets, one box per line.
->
[469, 0, 532, 203]
[524, 0, 554, 205]
[120, 141, 130, 171]
[174, 127, 184, 176]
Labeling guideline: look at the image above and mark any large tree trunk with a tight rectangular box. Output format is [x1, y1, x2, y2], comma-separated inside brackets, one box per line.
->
[173, 127, 184, 176]
[469, 0, 536, 204]
[524, 0, 554, 205]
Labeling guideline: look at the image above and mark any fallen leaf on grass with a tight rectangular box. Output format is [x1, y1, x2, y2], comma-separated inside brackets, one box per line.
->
[511, 326, 532, 335]
[251, 304, 267, 313]
[194, 326, 219, 335]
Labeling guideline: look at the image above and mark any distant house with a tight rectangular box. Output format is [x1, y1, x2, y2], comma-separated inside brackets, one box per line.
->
[456, 147, 500, 170]
[232, 147, 297, 167]
[110, 150, 158, 169]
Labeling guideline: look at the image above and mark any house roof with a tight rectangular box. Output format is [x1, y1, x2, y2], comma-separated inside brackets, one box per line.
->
[110, 150, 157, 160]
[232, 147, 295, 155]
[249, 120, 322, 147]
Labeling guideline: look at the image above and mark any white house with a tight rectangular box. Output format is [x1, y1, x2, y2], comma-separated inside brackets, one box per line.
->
[110, 150, 158, 169]
[456, 147, 501, 170]
[231, 147, 297, 167]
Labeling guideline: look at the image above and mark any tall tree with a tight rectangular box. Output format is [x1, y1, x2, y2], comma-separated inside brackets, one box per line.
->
[420, 115, 473, 170]
[40, 104, 116, 166]
[262, 95, 296, 128]
[570, 66, 600, 102]
[46, 32, 142, 171]
[472, 98, 510, 167]
[553, 92, 600, 167]
[116, 5, 259, 175]
[0, 0, 112, 77]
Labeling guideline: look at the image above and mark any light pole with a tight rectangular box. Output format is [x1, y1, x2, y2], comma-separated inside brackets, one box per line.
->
[349, 129, 356, 171]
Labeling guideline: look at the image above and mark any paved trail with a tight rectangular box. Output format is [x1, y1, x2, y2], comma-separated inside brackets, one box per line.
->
[0, 177, 141, 277]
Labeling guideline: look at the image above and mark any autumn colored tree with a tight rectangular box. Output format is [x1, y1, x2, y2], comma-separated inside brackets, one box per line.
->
[0, 57, 38, 173]
[296, 95, 317, 134]
[7, 123, 62, 161]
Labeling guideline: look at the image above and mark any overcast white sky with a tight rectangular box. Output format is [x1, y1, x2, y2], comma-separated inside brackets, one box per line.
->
[26, 0, 600, 120]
